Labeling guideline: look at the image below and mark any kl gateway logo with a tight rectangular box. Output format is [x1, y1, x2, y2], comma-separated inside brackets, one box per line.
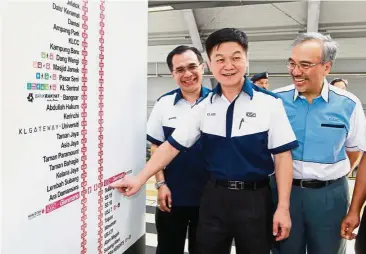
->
[18, 124, 61, 135]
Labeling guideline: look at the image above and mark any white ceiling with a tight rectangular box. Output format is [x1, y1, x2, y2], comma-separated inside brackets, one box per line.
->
[147, 0, 366, 75]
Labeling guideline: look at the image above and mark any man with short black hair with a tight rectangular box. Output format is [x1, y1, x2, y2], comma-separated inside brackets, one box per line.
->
[112, 28, 298, 254]
[147, 45, 210, 254]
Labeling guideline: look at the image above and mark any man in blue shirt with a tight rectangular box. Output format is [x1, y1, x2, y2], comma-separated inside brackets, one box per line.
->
[147, 45, 210, 254]
[112, 28, 298, 254]
[273, 32, 366, 254]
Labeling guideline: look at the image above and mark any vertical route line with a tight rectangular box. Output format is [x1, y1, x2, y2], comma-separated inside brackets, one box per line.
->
[97, 1, 106, 253]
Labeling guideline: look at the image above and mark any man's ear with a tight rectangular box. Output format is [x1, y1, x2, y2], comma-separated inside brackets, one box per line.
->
[206, 58, 211, 70]
[324, 62, 332, 75]
[200, 62, 205, 74]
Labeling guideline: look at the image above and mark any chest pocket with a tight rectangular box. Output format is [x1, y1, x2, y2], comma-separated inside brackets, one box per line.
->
[309, 123, 347, 163]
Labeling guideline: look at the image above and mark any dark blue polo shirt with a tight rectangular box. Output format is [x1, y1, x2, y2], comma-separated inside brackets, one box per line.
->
[168, 78, 298, 181]
[147, 86, 211, 207]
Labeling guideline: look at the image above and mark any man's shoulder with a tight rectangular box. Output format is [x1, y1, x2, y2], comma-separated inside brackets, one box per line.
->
[272, 84, 296, 94]
[272, 85, 296, 103]
[252, 84, 280, 100]
[192, 90, 212, 108]
[157, 88, 180, 102]
[329, 85, 360, 106]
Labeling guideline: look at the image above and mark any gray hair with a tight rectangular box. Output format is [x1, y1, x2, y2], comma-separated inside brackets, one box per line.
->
[292, 32, 338, 65]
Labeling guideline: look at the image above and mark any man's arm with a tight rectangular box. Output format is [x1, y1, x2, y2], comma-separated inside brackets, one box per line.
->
[140, 141, 180, 185]
[350, 152, 366, 214]
[347, 151, 362, 175]
[111, 141, 179, 196]
[341, 152, 366, 239]
[273, 151, 293, 241]
[267, 98, 298, 241]
[152, 144, 172, 212]
[274, 151, 293, 210]
[110, 98, 207, 196]
[151, 144, 165, 183]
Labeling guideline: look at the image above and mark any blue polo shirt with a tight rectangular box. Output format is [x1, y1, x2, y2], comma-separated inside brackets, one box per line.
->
[274, 80, 366, 180]
[147, 86, 211, 207]
[168, 77, 299, 181]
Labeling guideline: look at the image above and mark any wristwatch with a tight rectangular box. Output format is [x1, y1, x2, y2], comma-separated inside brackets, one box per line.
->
[154, 181, 166, 189]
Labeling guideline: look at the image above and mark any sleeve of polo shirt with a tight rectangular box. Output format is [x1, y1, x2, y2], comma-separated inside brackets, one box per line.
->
[345, 99, 366, 152]
[146, 101, 165, 146]
[167, 100, 206, 152]
[268, 98, 299, 154]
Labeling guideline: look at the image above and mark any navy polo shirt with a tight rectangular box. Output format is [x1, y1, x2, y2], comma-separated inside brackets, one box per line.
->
[147, 86, 211, 207]
[168, 77, 299, 181]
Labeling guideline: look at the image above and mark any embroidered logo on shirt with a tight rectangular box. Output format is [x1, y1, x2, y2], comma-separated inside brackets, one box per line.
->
[207, 113, 216, 116]
[168, 117, 176, 120]
[288, 115, 296, 120]
[329, 117, 340, 122]
[246, 112, 256, 117]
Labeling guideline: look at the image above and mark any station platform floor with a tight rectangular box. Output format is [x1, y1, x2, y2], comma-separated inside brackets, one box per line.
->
[145, 178, 358, 254]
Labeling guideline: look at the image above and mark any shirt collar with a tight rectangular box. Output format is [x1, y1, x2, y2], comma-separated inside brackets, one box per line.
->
[211, 76, 253, 103]
[293, 78, 329, 103]
[174, 86, 208, 105]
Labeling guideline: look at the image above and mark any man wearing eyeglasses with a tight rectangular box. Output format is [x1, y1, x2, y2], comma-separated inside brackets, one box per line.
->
[147, 45, 210, 254]
[272, 32, 366, 254]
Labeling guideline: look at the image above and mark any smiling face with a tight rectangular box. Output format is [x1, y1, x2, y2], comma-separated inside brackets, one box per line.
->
[288, 40, 332, 95]
[171, 50, 204, 94]
[208, 42, 247, 89]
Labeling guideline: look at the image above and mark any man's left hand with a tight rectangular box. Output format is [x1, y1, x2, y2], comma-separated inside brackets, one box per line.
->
[273, 206, 291, 241]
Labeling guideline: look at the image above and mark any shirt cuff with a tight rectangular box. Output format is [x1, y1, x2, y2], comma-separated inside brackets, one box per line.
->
[167, 136, 188, 152]
[147, 134, 163, 146]
[269, 140, 299, 154]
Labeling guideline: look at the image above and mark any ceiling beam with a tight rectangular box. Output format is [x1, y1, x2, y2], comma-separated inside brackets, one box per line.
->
[181, 9, 203, 51]
[148, 1, 296, 10]
[181, 9, 211, 71]
[307, 0, 321, 32]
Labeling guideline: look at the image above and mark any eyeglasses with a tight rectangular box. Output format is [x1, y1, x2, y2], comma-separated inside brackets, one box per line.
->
[286, 61, 323, 71]
[173, 64, 202, 75]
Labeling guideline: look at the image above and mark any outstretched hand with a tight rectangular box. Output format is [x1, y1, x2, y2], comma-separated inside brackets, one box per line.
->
[110, 175, 144, 197]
